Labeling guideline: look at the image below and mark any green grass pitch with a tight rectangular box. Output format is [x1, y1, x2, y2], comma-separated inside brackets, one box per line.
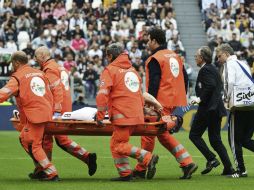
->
[0, 131, 254, 190]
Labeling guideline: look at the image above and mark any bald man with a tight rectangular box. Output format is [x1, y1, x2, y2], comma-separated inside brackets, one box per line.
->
[0, 51, 59, 181]
[30, 46, 97, 179]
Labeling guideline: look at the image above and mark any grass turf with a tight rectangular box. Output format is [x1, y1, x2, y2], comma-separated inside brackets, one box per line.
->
[0, 131, 254, 190]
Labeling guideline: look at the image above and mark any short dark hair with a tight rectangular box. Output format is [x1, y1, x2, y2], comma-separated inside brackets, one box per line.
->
[148, 28, 166, 45]
[199, 46, 212, 64]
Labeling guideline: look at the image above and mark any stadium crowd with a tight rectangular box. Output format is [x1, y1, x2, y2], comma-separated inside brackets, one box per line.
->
[201, 0, 254, 72]
[0, 0, 186, 102]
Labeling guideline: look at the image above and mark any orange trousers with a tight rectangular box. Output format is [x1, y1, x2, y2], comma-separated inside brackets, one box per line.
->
[19, 120, 58, 178]
[135, 108, 193, 171]
[111, 125, 153, 177]
[43, 134, 90, 163]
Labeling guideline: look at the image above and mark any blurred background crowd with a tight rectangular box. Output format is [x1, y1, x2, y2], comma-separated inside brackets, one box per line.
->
[201, 0, 254, 70]
[0, 0, 187, 104]
[1, 0, 253, 105]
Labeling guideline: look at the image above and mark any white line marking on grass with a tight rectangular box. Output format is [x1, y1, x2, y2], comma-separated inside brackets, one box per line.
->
[1, 155, 254, 160]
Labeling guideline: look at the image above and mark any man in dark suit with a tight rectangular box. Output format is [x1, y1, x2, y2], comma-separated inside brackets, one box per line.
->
[189, 46, 234, 176]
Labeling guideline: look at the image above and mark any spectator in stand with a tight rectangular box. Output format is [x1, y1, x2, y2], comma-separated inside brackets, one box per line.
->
[57, 34, 70, 49]
[240, 27, 253, 48]
[16, 14, 30, 32]
[88, 44, 103, 60]
[205, 3, 219, 22]
[148, 2, 160, 19]
[41, 3, 53, 21]
[17, 27, 30, 50]
[0, 2, 13, 16]
[119, 14, 134, 35]
[248, 3, 254, 19]
[53, 1, 67, 19]
[224, 21, 240, 42]
[221, 12, 234, 30]
[69, 25, 85, 39]
[207, 21, 218, 42]
[129, 44, 142, 64]
[138, 33, 149, 50]
[235, 13, 249, 33]
[62, 46, 75, 59]
[86, 24, 98, 40]
[63, 53, 77, 73]
[161, 11, 177, 30]
[73, 94, 87, 106]
[216, 19, 226, 41]
[110, 24, 125, 41]
[83, 63, 98, 98]
[229, 33, 243, 55]
[92, 55, 104, 74]
[132, 56, 144, 71]
[71, 34, 88, 52]
[69, 11, 84, 31]
[108, 2, 124, 23]
[165, 21, 178, 42]
[160, 1, 173, 19]
[22, 42, 34, 58]
[167, 34, 184, 51]
[4, 27, 16, 43]
[146, 12, 160, 27]
[132, 3, 147, 25]
[73, 71, 85, 100]
[31, 32, 47, 49]
[13, 0, 27, 17]
[6, 38, 17, 51]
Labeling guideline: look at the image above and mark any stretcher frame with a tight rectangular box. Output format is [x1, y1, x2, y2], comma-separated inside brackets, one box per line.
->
[10, 118, 168, 136]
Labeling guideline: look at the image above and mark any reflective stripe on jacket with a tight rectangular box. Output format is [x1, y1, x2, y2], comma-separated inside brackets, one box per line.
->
[42, 59, 72, 113]
[96, 53, 144, 125]
[12, 65, 53, 124]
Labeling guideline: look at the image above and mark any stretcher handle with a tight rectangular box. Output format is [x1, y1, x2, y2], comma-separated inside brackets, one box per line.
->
[10, 118, 166, 126]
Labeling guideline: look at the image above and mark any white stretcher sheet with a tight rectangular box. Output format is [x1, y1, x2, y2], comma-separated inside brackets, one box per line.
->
[61, 107, 109, 121]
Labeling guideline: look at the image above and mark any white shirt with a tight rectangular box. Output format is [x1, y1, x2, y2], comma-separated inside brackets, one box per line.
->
[223, 55, 253, 99]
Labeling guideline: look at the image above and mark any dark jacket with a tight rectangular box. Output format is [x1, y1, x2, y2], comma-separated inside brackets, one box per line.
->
[195, 63, 226, 117]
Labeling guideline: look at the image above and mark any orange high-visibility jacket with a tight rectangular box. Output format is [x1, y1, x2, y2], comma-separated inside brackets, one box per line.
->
[145, 49, 187, 108]
[0, 64, 53, 124]
[42, 59, 72, 113]
[96, 53, 144, 125]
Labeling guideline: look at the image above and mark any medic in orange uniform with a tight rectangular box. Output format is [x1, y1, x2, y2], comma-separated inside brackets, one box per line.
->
[134, 28, 198, 179]
[96, 43, 159, 181]
[31, 46, 97, 178]
[0, 51, 59, 181]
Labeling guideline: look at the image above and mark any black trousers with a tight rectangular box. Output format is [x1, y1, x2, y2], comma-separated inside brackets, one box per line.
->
[228, 110, 254, 172]
[189, 110, 232, 169]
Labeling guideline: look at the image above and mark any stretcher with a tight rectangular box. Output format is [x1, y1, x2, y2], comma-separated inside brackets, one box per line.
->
[10, 107, 182, 136]
[10, 118, 173, 136]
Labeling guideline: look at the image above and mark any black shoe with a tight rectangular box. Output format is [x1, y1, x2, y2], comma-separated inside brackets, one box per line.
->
[39, 175, 60, 181]
[180, 163, 198, 179]
[88, 153, 97, 176]
[147, 155, 159, 180]
[221, 167, 235, 176]
[132, 170, 146, 179]
[28, 170, 47, 179]
[110, 175, 133, 182]
[201, 158, 220, 175]
[28, 167, 47, 180]
[229, 171, 248, 178]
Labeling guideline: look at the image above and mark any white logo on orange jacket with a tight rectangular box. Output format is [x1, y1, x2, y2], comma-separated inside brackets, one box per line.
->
[169, 57, 180, 78]
[30, 77, 46, 97]
[124, 72, 140, 92]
